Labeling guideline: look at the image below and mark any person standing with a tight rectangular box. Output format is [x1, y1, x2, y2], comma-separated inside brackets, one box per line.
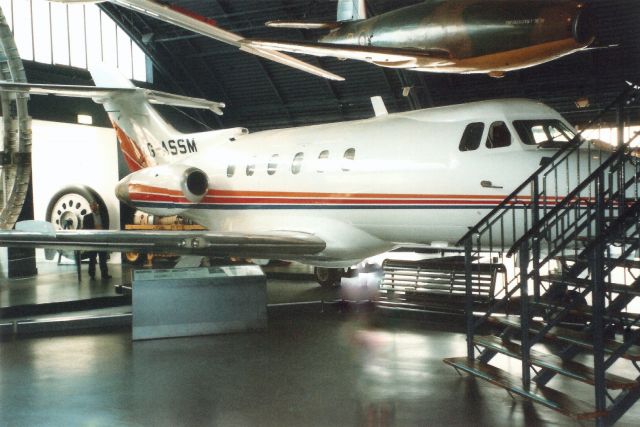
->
[82, 202, 111, 279]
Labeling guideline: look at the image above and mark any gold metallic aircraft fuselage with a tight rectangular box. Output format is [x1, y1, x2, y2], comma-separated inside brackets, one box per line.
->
[320, 0, 594, 75]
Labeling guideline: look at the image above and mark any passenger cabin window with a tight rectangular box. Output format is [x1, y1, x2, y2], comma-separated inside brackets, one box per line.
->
[486, 122, 511, 149]
[246, 159, 256, 176]
[226, 165, 235, 178]
[317, 150, 329, 173]
[513, 120, 576, 148]
[342, 148, 355, 171]
[268, 154, 279, 175]
[459, 122, 485, 151]
[291, 152, 304, 175]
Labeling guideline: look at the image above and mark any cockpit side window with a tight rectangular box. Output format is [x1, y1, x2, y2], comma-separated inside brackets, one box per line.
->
[486, 121, 511, 149]
[459, 122, 485, 151]
[513, 120, 576, 148]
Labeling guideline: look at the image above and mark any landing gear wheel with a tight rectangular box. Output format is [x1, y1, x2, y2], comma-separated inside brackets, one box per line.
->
[314, 267, 342, 288]
[45, 186, 109, 259]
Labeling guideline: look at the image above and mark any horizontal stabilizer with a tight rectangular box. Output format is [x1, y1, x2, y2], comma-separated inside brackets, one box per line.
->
[265, 20, 340, 30]
[244, 39, 453, 67]
[583, 43, 619, 51]
[0, 82, 226, 115]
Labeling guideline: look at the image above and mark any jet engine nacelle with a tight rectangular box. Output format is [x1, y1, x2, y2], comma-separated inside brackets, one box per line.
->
[572, 4, 596, 45]
[116, 164, 209, 216]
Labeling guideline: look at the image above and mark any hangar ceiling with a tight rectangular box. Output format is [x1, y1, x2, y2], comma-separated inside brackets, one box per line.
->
[32, 0, 640, 131]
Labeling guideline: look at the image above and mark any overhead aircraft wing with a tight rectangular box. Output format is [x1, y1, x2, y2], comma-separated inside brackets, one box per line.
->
[0, 82, 226, 115]
[0, 221, 326, 260]
[244, 39, 455, 68]
[265, 21, 341, 30]
[100, 0, 344, 81]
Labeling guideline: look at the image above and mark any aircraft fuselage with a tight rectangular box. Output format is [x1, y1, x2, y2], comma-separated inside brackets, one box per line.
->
[321, 0, 594, 74]
[116, 99, 593, 266]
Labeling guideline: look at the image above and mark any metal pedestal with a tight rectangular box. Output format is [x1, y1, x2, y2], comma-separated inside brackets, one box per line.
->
[132, 265, 266, 340]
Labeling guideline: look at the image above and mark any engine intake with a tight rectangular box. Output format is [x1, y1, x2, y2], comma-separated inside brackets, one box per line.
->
[572, 4, 596, 45]
[116, 164, 209, 214]
[184, 168, 209, 201]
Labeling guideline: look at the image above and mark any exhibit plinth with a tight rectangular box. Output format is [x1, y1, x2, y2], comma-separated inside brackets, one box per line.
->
[132, 265, 266, 340]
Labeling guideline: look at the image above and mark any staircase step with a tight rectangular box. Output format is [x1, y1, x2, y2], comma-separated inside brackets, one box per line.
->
[605, 258, 640, 270]
[555, 255, 587, 265]
[489, 315, 640, 361]
[555, 256, 640, 270]
[607, 282, 640, 297]
[443, 357, 605, 420]
[531, 301, 640, 326]
[474, 335, 639, 390]
[540, 275, 640, 296]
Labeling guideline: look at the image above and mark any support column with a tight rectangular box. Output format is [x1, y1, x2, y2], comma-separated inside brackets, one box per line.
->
[519, 242, 531, 390]
[465, 237, 474, 360]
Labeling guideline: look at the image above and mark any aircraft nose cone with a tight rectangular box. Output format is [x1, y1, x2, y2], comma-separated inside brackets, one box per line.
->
[572, 3, 596, 45]
[115, 175, 131, 205]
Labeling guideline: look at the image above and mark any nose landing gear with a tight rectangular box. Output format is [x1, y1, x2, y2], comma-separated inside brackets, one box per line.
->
[313, 267, 343, 287]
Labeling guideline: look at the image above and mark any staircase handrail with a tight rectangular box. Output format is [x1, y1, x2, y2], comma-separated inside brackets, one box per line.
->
[456, 83, 637, 247]
[506, 131, 640, 257]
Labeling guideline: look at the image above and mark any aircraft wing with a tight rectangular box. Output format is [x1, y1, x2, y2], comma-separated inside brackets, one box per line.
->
[0, 221, 326, 260]
[265, 21, 341, 30]
[244, 39, 454, 68]
[100, 0, 344, 81]
[0, 82, 226, 115]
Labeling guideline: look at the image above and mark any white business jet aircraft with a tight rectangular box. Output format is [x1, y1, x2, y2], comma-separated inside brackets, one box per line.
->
[0, 67, 586, 284]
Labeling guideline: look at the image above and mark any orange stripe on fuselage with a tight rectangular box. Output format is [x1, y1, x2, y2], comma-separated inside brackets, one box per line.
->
[125, 185, 578, 205]
[128, 183, 183, 196]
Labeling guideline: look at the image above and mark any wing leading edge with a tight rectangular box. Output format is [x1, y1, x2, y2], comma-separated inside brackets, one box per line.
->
[0, 221, 326, 260]
[0, 82, 226, 115]
[243, 39, 454, 69]
[103, 0, 344, 81]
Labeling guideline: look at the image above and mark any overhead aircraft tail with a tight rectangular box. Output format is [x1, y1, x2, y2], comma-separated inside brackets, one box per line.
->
[265, 0, 366, 30]
[337, 0, 366, 22]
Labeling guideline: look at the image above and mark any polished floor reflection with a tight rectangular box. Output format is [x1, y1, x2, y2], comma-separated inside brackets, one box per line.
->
[2, 263, 640, 426]
[3, 309, 638, 427]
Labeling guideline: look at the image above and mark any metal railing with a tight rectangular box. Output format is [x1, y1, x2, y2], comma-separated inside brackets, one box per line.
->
[459, 83, 640, 426]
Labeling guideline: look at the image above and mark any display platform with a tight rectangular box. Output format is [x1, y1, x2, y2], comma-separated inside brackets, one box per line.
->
[132, 265, 267, 340]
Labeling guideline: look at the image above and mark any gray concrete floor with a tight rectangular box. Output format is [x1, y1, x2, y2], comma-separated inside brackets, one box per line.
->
[1, 262, 640, 426]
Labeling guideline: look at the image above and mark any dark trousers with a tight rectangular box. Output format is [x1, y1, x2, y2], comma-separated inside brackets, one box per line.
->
[88, 251, 109, 278]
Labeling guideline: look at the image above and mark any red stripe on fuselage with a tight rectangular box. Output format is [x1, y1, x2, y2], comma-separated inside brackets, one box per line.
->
[126, 184, 542, 206]
[125, 185, 594, 208]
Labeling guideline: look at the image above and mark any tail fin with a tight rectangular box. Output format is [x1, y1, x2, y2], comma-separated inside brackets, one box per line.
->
[89, 65, 177, 171]
[337, 0, 366, 22]
[0, 65, 225, 171]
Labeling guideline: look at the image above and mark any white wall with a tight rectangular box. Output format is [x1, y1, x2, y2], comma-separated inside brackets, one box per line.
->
[31, 120, 120, 262]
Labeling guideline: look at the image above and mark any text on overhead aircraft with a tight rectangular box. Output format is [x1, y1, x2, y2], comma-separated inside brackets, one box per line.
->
[0, 67, 609, 275]
[51, 0, 595, 79]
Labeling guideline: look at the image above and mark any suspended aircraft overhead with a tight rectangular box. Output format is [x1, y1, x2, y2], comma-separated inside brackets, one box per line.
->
[251, 0, 596, 78]
[52, 0, 595, 79]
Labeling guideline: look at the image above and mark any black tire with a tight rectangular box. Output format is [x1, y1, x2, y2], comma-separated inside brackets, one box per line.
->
[314, 267, 342, 287]
[45, 186, 109, 260]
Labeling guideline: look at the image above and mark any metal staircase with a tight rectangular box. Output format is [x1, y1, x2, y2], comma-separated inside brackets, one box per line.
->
[444, 83, 640, 426]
